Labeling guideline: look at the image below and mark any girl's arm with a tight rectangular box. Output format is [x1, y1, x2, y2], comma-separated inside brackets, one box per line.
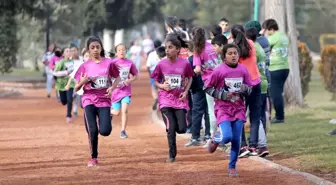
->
[204, 87, 230, 100]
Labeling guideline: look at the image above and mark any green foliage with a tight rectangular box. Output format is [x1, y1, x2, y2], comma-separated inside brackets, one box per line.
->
[161, 0, 197, 21]
[318, 45, 336, 100]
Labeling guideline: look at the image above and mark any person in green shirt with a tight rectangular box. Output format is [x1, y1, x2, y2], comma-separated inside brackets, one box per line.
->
[53, 47, 75, 123]
[260, 19, 289, 124]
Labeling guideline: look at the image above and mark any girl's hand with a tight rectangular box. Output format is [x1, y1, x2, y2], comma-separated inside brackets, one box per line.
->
[79, 73, 89, 85]
[124, 79, 131, 86]
[64, 84, 70, 91]
[179, 91, 188, 101]
[194, 66, 202, 75]
[105, 87, 112, 98]
[160, 81, 171, 91]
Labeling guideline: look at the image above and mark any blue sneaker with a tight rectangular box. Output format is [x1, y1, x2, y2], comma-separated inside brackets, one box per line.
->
[120, 130, 128, 139]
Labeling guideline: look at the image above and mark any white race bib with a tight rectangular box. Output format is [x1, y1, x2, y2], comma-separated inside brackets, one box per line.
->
[225, 78, 243, 92]
[119, 67, 130, 82]
[90, 76, 109, 89]
[64, 62, 74, 73]
[165, 74, 182, 89]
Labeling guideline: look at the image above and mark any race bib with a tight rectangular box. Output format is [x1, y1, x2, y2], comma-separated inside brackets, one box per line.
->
[225, 78, 243, 92]
[119, 67, 130, 82]
[90, 76, 109, 89]
[165, 74, 182, 89]
[64, 62, 74, 73]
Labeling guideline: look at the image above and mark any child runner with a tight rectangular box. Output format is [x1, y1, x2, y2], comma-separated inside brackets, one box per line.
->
[211, 34, 228, 63]
[230, 25, 262, 157]
[151, 33, 193, 163]
[49, 47, 63, 101]
[74, 36, 120, 167]
[146, 40, 164, 110]
[42, 43, 55, 98]
[53, 47, 75, 123]
[208, 25, 223, 42]
[110, 44, 139, 139]
[245, 27, 269, 157]
[65, 49, 90, 110]
[206, 43, 252, 177]
[192, 27, 221, 148]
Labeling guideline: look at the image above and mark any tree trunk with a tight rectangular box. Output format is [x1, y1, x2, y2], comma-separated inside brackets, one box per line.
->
[103, 29, 114, 54]
[264, 0, 286, 32]
[284, 0, 304, 106]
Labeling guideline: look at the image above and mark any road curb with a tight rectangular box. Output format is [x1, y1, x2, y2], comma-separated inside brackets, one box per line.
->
[0, 90, 22, 98]
[249, 156, 336, 185]
[150, 110, 335, 185]
[0, 82, 45, 89]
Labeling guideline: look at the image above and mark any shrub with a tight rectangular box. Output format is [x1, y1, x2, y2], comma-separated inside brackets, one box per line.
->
[318, 44, 336, 100]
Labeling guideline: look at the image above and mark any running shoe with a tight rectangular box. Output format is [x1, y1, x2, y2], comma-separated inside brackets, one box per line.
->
[66, 117, 72, 123]
[73, 112, 78, 117]
[238, 146, 250, 158]
[270, 118, 284, 124]
[328, 129, 336, 135]
[120, 130, 128, 138]
[184, 139, 201, 147]
[249, 147, 258, 156]
[166, 157, 176, 163]
[228, 168, 238, 177]
[257, 147, 269, 157]
[207, 140, 218, 153]
[203, 139, 212, 148]
[88, 158, 98, 167]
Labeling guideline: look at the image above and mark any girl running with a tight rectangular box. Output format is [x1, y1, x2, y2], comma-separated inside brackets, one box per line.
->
[74, 36, 120, 167]
[206, 44, 252, 176]
[53, 47, 75, 123]
[151, 33, 193, 163]
[192, 27, 221, 148]
[110, 44, 139, 139]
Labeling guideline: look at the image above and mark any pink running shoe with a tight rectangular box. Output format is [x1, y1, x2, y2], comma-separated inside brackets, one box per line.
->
[66, 117, 72, 123]
[87, 158, 98, 167]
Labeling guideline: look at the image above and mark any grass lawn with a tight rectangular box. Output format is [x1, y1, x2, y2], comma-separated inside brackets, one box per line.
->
[6, 68, 42, 77]
[267, 67, 336, 180]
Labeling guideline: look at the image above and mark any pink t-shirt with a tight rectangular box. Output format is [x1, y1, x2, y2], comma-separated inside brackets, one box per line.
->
[49, 56, 62, 70]
[151, 58, 193, 110]
[205, 63, 252, 124]
[74, 58, 120, 108]
[111, 58, 138, 103]
[193, 42, 220, 83]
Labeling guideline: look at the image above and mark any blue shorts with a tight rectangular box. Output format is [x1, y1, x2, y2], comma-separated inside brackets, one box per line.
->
[150, 78, 156, 88]
[112, 96, 131, 110]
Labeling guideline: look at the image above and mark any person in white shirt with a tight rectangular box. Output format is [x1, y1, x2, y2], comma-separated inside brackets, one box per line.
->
[129, 40, 142, 72]
[146, 40, 164, 110]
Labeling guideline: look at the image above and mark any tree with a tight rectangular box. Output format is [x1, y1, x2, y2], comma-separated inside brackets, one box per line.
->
[0, 0, 39, 74]
[284, 0, 303, 105]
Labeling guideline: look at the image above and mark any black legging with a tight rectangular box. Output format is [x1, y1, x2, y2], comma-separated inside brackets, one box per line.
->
[161, 107, 187, 159]
[84, 105, 112, 159]
[59, 88, 74, 118]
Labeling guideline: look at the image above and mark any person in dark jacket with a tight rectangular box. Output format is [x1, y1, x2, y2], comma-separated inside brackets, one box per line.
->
[185, 45, 211, 147]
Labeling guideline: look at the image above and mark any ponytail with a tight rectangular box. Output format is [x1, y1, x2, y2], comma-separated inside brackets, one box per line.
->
[191, 27, 206, 55]
[231, 25, 251, 59]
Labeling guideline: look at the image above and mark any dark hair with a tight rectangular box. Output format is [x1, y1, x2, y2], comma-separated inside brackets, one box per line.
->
[222, 44, 240, 58]
[86, 36, 105, 57]
[156, 46, 166, 58]
[178, 19, 187, 31]
[54, 47, 62, 57]
[262, 19, 279, 31]
[114, 43, 125, 52]
[165, 32, 189, 49]
[231, 24, 251, 59]
[191, 27, 206, 55]
[154, 40, 162, 48]
[245, 27, 258, 42]
[166, 16, 178, 29]
[188, 42, 194, 52]
[61, 47, 70, 56]
[210, 25, 222, 37]
[219, 17, 229, 23]
[70, 44, 79, 50]
[211, 35, 228, 46]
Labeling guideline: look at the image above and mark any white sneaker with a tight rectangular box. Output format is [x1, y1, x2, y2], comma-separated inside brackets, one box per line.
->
[329, 118, 336, 124]
[203, 139, 212, 148]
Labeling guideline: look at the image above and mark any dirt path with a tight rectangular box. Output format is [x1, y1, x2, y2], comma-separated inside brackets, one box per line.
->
[0, 71, 314, 185]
